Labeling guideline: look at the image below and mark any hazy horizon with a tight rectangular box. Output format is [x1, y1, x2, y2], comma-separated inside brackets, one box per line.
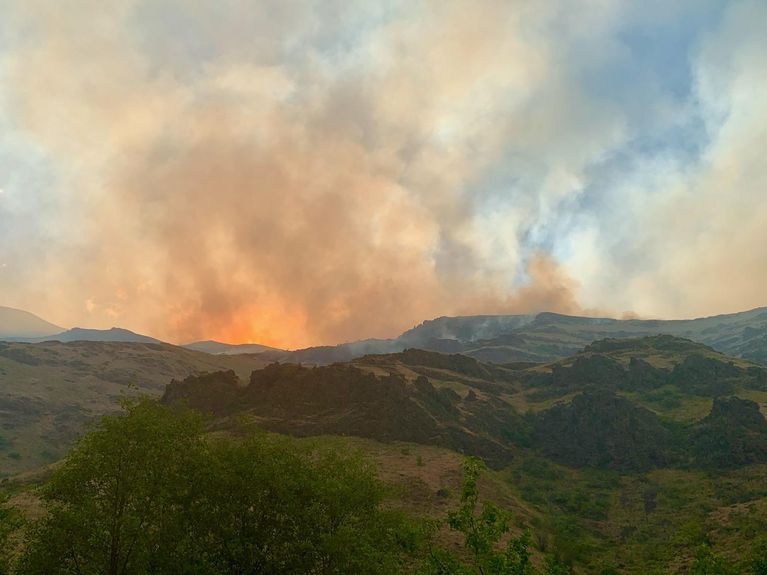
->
[4, 302, 767, 349]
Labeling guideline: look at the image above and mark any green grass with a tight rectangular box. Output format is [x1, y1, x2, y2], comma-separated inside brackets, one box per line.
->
[619, 388, 713, 422]
[738, 389, 767, 415]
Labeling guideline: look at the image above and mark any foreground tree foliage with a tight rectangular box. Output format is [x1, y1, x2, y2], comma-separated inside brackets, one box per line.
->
[426, 457, 570, 575]
[179, 436, 418, 573]
[10, 401, 572, 575]
[15, 398, 418, 575]
[17, 399, 207, 574]
[10, 397, 767, 574]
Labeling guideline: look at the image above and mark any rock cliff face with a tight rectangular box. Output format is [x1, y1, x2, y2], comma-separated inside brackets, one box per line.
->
[163, 369, 243, 414]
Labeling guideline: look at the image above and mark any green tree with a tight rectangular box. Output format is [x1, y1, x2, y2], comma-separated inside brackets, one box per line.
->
[428, 457, 570, 575]
[17, 398, 207, 575]
[16, 397, 421, 575]
[181, 433, 420, 574]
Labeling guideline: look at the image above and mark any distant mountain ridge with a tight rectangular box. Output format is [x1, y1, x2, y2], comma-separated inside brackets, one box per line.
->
[4, 305, 767, 366]
[7, 327, 163, 345]
[39, 327, 163, 344]
[0, 306, 63, 338]
[0, 306, 167, 345]
[183, 340, 283, 355]
[398, 314, 537, 343]
[249, 306, 767, 367]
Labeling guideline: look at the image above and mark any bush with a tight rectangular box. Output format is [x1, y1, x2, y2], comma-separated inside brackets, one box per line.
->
[0, 494, 23, 574]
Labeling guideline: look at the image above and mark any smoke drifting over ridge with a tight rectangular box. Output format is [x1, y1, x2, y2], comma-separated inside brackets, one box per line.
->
[0, 1, 766, 347]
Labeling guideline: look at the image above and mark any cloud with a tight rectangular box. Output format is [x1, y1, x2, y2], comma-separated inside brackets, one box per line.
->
[564, 0, 767, 320]
[0, 0, 764, 346]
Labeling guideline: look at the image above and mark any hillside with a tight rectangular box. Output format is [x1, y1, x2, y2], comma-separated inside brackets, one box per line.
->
[156, 337, 767, 573]
[162, 362, 518, 468]
[7, 335, 767, 573]
[397, 315, 537, 347]
[6, 326, 167, 344]
[29, 326, 163, 344]
[0, 341, 271, 475]
[6, 334, 766, 477]
[164, 336, 767, 473]
[0, 307, 62, 339]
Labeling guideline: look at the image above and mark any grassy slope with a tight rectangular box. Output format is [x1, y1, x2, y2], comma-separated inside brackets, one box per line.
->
[275, 344, 767, 572]
[350, 339, 766, 422]
[0, 341, 270, 475]
[502, 452, 767, 573]
[298, 438, 767, 574]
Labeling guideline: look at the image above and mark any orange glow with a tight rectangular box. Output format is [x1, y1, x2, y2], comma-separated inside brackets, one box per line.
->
[167, 300, 311, 350]
[210, 305, 311, 350]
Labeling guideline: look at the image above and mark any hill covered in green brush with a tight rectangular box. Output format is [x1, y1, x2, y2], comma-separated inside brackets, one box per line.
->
[163, 335, 767, 473]
[154, 337, 767, 572]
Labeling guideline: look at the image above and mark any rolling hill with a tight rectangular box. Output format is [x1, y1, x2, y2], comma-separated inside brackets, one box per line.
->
[154, 335, 767, 572]
[0, 341, 273, 475]
[461, 308, 767, 365]
[0, 307, 62, 339]
[25, 326, 164, 344]
[5, 326, 166, 344]
[163, 335, 767, 472]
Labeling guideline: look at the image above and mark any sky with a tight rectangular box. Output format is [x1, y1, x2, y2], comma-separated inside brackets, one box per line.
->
[0, 0, 765, 349]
